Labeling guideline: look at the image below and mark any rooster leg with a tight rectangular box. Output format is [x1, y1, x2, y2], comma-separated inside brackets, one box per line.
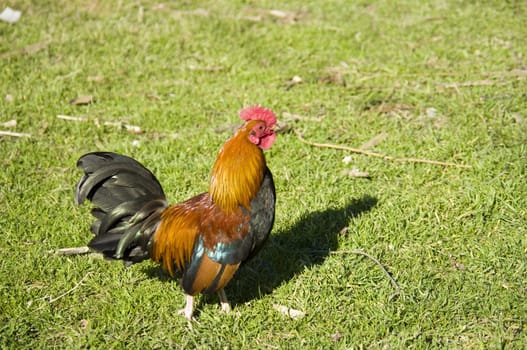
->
[217, 289, 231, 313]
[178, 294, 194, 320]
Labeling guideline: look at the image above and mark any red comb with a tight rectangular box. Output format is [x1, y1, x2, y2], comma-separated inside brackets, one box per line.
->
[239, 105, 277, 127]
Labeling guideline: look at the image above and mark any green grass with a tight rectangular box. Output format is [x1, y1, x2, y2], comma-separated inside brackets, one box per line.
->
[1, 0, 526, 348]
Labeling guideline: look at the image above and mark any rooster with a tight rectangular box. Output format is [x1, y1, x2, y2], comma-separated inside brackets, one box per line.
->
[74, 106, 277, 319]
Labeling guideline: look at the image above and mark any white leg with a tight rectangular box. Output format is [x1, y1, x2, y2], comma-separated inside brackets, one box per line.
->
[178, 294, 194, 320]
[217, 289, 231, 313]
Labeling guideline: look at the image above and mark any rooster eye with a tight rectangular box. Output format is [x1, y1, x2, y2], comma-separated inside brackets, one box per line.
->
[258, 125, 264, 131]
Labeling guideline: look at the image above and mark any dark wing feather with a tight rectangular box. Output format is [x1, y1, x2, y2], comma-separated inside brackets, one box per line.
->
[243, 167, 276, 261]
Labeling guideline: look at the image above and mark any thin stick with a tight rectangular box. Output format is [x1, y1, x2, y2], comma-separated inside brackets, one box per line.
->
[331, 249, 401, 295]
[295, 129, 471, 168]
[56, 115, 142, 134]
[0, 130, 31, 138]
[48, 272, 92, 303]
[49, 246, 90, 255]
[56, 115, 87, 122]
[48, 246, 105, 260]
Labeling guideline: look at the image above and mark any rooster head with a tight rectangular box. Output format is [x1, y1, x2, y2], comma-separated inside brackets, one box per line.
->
[239, 106, 277, 150]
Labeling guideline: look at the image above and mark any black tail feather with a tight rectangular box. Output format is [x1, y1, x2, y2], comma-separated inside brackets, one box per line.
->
[75, 152, 168, 263]
[87, 233, 123, 254]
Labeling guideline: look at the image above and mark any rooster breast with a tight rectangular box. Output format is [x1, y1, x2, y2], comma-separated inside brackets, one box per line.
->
[181, 167, 275, 295]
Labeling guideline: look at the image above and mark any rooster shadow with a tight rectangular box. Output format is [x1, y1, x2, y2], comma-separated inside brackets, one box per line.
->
[140, 194, 377, 308]
[228, 194, 378, 305]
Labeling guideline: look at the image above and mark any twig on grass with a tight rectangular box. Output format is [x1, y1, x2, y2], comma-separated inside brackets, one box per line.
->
[56, 115, 87, 122]
[437, 78, 522, 89]
[48, 246, 104, 259]
[331, 249, 401, 297]
[49, 246, 90, 255]
[0, 130, 31, 138]
[295, 129, 471, 168]
[56, 115, 143, 134]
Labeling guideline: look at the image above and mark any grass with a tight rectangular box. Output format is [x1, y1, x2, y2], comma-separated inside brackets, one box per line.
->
[1, 0, 526, 348]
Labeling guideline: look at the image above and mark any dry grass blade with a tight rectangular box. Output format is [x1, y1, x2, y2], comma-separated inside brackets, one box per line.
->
[47, 272, 92, 304]
[273, 304, 306, 320]
[331, 249, 401, 297]
[103, 121, 143, 134]
[1, 120, 17, 128]
[56, 115, 142, 134]
[341, 168, 370, 178]
[70, 95, 94, 106]
[50, 247, 90, 255]
[360, 131, 388, 149]
[57, 115, 87, 122]
[0, 130, 31, 138]
[285, 75, 303, 90]
[295, 129, 472, 168]
[242, 8, 303, 24]
[0, 41, 49, 59]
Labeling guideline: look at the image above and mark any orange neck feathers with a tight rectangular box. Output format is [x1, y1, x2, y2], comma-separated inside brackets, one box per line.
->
[209, 120, 266, 212]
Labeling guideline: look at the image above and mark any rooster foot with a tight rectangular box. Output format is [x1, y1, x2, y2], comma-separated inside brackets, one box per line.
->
[178, 294, 196, 321]
[217, 289, 231, 314]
